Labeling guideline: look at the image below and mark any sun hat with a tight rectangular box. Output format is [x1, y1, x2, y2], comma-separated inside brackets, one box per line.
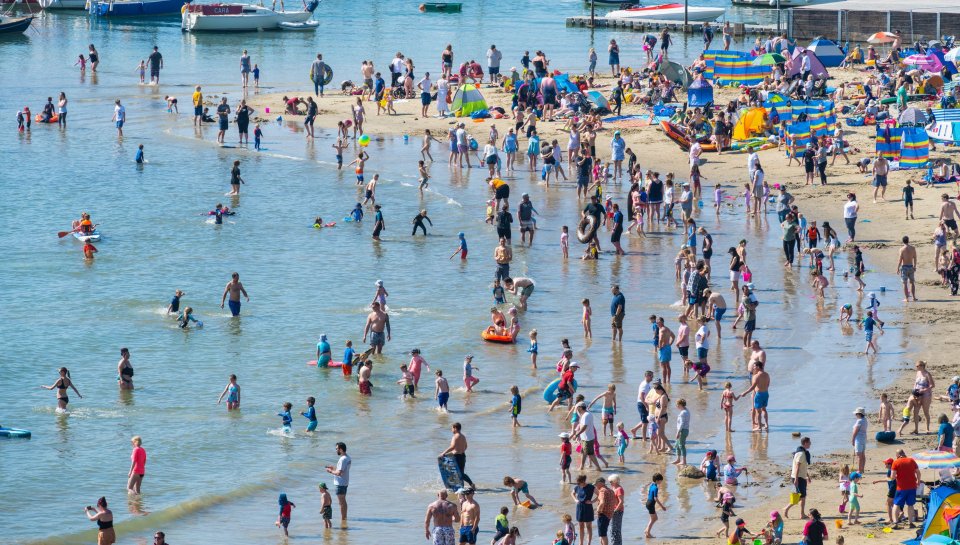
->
[559, 432, 571, 439]
[854, 407, 866, 415]
[770, 511, 780, 519]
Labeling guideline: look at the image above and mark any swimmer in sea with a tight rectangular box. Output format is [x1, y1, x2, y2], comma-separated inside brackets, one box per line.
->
[82, 241, 98, 260]
[372, 280, 388, 309]
[449, 232, 468, 260]
[166, 289, 184, 314]
[350, 203, 363, 222]
[301, 396, 318, 432]
[316, 334, 332, 367]
[117, 348, 134, 390]
[42, 366, 82, 411]
[435, 370, 450, 412]
[408, 348, 430, 389]
[418, 161, 430, 193]
[332, 138, 345, 170]
[278, 402, 293, 432]
[217, 374, 241, 410]
[177, 306, 200, 329]
[358, 359, 373, 395]
[362, 175, 379, 206]
[411, 209, 432, 236]
[463, 355, 480, 392]
[397, 364, 416, 399]
[587, 384, 618, 437]
[348, 150, 369, 185]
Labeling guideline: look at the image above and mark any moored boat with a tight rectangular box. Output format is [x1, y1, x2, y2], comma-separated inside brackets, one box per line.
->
[39, 0, 87, 9]
[181, 0, 318, 32]
[89, 0, 187, 17]
[605, 2, 724, 21]
[418, 2, 461, 12]
[0, 13, 33, 32]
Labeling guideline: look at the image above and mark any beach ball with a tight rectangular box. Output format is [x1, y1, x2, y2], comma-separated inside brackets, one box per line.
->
[358, 134, 370, 147]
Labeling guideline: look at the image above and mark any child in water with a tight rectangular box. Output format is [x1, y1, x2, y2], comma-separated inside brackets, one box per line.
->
[276, 493, 295, 536]
[397, 364, 415, 399]
[581, 298, 592, 338]
[318, 483, 332, 528]
[839, 303, 853, 323]
[254, 124, 263, 151]
[278, 402, 293, 432]
[561, 225, 569, 258]
[463, 355, 479, 392]
[177, 306, 200, 329]
[493, 506, 510, 543]
[135, 60, 145, 83]
[216, 374, 241, 410]
[527, 329, 538, 368]
[615, 421, 630, 463]
[558, 432, 573, 484]
[135, 144, 144, 164]
[301, 396, 318, 432]
[510, 385, 522, 427]
[372, 280, 388, 308]
[167, 289, 184, 314]
[503, 476, 541, 507]
[492, 279, 505, 304]
[76, 54, 86, 72]
[449, 231, 468, 260]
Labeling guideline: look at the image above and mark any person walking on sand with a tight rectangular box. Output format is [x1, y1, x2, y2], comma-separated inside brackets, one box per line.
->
[843, 193, 859, 243]
[897, 235, 919, 302]
[362, 301, 391, 355]
[782, 436, 811, 519]
[740, 360, 770, 431]
[324, 442, 351, 524]
[890, 449, 921, 530]
[424, 490, 459, 545]
[440, 422, 476, 489]
[852, 407, 868, 474]
[220, 272, 249, 317]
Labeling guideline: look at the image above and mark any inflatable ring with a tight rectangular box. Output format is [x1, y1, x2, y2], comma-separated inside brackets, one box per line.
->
[576, 215, 598, 244]
[481, 329, 515, 343]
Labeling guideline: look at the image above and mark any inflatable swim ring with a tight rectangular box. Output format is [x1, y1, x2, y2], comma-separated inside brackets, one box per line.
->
[34, 114, 59, 123]
[0, 427, 31, 438]
[542, 378, 579, 403]
[576, 215, 599, 244]
[481, 329, 515, 343]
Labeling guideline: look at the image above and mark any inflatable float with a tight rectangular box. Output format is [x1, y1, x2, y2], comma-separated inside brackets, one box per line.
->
[0, 427, 31, 438]
[880, 94, 934, 105]
[307, 360, 353, 375]
[576, 215, 599, 244]
[34, 114, 59, 123]
[73, 230, 101, 242]
[481, 329, 515, 343]
[660, 120, 727, 152]
[542, 378, 579, 403]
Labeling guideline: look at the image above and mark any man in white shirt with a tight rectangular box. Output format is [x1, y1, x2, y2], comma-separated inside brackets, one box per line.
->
[113, 99, 126, 137]
[389, 52, 404, 88]
[747, 148, 759, 180]
[800, 53, 811, 80]
[574, 402, 602, 470]
[630, 371, 655, 439]
[486, 44, 502, 84]
[325, 442, 352, 523]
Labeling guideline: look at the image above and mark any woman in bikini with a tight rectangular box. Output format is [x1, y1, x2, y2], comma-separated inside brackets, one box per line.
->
[42, 367, 82, 411]
[117, 348, 134, 390]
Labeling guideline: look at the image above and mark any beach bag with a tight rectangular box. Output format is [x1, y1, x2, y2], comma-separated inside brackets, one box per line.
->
[875, 431, 896, 443]
[845, 117, 865, 127]
[741, 265, 753, 283]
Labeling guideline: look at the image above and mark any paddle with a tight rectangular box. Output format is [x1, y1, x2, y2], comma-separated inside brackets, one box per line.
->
[58, 223, 99, 238]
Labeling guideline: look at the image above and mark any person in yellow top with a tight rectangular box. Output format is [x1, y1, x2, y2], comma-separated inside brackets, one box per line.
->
[192, 85, 203, 127]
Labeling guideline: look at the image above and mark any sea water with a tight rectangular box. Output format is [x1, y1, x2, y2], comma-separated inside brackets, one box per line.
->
[0, 3, 901, 543]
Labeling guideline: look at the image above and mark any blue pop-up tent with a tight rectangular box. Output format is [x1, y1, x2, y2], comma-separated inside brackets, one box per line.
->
[687, 79, 713, 107]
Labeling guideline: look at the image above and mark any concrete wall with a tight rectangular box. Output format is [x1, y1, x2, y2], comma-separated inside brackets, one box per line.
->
[790, 8, 960, 42]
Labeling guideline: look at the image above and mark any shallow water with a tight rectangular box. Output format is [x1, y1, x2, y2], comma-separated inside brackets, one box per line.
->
[0, 3, 907, 544]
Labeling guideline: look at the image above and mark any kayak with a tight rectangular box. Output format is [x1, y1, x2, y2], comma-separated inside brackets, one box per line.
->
[481, 329, 515, 344]
[73, 230, 101, 242]
[0, 427, 31, 438]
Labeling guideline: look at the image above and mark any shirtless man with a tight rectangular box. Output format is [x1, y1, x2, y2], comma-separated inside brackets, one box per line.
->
[656, 318, 676, 384]
[440, 423, 475, 488]
[939, 194, 960, 238]
[747, 340, 767, 373]
[896, 235, 919, 302]
[503, 277, 535, 311]
[740, 360, 771, 432]
[361, 175, 379, 206]
[494, 237, 512, 281]
[362, 302, 391, 354]
[358, 360, 373, 395]
[424, 490, 460, 545]
[457, 488, 480, 545]
[220, 272, 249, 317]
[706, 289, 727, 339]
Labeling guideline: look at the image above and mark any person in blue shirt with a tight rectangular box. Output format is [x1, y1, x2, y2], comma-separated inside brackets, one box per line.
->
[492, 279, 505, 304]
[278, 402, 293, 431]
[861, 311, 877, 355]
[254, 124, 263, 151]
[135, 144, 144, 164]
[167, 289, 184, 314]
[937, 414, 955, 451]
[937, 376, 960, 405]
[372, 204, 385, 240]
[510, 385, 522, 427]
[644, 473, 666, 538]
[350, 203, 363, 222]
[374, 72, 386, 102]
[301, 397, 318, 432]
[342, 340, 356, 369]
[450, 232, 468, 260]
[316, 334, 332, 367]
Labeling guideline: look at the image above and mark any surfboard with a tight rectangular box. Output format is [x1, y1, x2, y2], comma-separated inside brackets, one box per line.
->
[542, 378, 578, 403]
[438, 455, 466, 492]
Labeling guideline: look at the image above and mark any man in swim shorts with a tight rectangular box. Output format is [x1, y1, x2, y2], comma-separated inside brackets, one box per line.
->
[740, 360, 770, 431]
[220, 272, 249, 317]
[363, 302, 391, 354]
[494, 237, 512, 281]
[424, 490, 459, 545]
[897, 235, 918, 302]
[458, 488, 480, 544]
[504, 277, 535, 311]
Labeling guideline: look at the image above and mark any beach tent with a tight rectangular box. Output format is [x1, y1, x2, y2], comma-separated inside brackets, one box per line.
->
[909, 484, 960, 544]
[875, 125, 904, 160]
[788, 47, 829, 79]
[786, 121, 812, 148]
[662, 61, 693, 89]
[451, 84, 488, 117]
[927, 108, 960, 144]
[687, 79, 714, 107]
[585, 90, 610, 113]
[713, 51, 772, 86]
[553, 74, 580, 94]
[732, 107, 767, 141]
[900, 127, 931, 169]
[807, 38, 845, 67]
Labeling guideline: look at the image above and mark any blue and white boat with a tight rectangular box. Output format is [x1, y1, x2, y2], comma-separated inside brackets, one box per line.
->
[89, 0, 187, 16]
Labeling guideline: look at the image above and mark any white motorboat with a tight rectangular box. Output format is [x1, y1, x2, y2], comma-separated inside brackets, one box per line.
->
[181, 0, 317, 31]
[39, 0, 87, 9]
[605, 2, 724, 21]
[731, 0, 811, 6]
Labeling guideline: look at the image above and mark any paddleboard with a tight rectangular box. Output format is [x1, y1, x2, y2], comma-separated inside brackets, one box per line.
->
[0, 427, 31, 438]
[543, 378, 578, 403]
[438, 455, 466, 492]
[73, 230, 101, 242]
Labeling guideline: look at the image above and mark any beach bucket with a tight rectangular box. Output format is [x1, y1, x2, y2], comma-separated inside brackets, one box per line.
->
[835, 520, 843, 529]
[789, 492, 801, 505]
[265, 107, 270, 113]
[880, 286, 886, 293]
[753, 540, 762, 545]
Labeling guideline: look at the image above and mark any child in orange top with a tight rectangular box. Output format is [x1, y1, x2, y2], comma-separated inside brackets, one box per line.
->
[83, 242, 98, 259]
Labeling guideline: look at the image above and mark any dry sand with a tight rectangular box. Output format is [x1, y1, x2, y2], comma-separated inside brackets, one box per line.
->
[236, 69, 960, 545]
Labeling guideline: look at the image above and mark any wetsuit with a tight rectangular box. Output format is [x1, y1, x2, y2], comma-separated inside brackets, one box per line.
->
[412, 213, 432, 236]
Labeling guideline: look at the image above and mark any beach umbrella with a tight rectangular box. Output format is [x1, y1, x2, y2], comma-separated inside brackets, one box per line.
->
[945, 47, 960, 64]
[867, 31, 897, 44]
[898, 107, 928, 125]
[752, 53, 786, 66]
[904, 54, 943, 72]
[912, 450, 960, 469]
